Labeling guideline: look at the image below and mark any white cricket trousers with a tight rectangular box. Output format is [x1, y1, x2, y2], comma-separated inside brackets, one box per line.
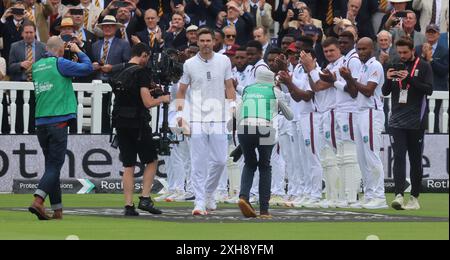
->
[355, 109, 386, 201]
[190, 122, 228, 209]
[299, 112, 323, 200]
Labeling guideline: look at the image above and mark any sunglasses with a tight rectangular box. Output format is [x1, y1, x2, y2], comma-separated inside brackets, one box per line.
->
[225, 34, 236, 39]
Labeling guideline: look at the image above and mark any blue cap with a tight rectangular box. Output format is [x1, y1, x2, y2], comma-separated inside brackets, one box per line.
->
[303, 24, 318, 35]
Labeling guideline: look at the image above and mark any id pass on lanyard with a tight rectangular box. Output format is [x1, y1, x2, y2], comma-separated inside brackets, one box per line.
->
[399, 58, 420, 104]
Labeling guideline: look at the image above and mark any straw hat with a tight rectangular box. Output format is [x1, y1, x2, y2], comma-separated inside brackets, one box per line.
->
[96, 15, 125, 29]
[55, 17, 75, 31]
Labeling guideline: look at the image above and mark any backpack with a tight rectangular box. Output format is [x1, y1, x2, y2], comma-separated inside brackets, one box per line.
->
[110, 65, 149, 127]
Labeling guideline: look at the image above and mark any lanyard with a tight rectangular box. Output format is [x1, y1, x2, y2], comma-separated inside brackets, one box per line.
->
[399, 58, 420, 90]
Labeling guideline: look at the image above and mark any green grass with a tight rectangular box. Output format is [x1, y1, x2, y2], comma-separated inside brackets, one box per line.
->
[0, 193, 448, 240]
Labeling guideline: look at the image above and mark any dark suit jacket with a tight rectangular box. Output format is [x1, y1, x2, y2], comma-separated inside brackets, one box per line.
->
[1, 17, 24, 64]
[439, 33, 448, 49]
[164, 29, 188, 50]
[274, 0, 317, 23]
[351, 0, 378, 39]
[316, 0, 347, 30]
[416, 44, 449, 91]
[8, 40, 47, 81]
[223, 13, 254, 46]
[136, 29, 163, 54]
[186, 0, 223, 28]
[61, 0, 113, 7]
[92, 37, 131, 80]
[375, 46, 400, 71]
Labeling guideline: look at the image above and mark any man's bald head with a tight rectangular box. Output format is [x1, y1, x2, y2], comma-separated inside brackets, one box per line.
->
[356, 37, 375, 63]
[47, 36, 65, 56]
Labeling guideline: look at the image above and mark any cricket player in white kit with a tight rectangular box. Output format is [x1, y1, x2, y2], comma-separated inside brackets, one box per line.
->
[176, 28, 237, 215]
[278, 46, 321, 207]
[340, 38, 388, 209]
[332, 31, 363, 208]
[304, 38, 343, 208]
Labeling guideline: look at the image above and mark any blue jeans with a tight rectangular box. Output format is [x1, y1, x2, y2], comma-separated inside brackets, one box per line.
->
[238, 126, 275, 213]
[34, 122, 68, 210]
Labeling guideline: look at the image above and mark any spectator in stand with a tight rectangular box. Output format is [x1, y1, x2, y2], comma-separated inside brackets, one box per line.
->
[91, 15, 131, 133]
[223, 0, 254, 46]
[388, 10, 425, 48]
[222, 25, 237, 54]
[186, 24, 198, 47]
[413, 0, 449, 34]
[8, 21, 47, 134]
[247, 0, 273, 32]
[185, 0, 223, 28]
[22, 0, 54, 44]
[415, 24, 449, 133]
[132, 9, 164, 54]
[316, 0, 347, 35]
[343, 0, 378, 39]
[379, 0, 417, 33]
[77, 0, 103, 34]
[303, 24, 326, 67]
[253, 26, 274, 61]
[163, 12, 188, 50]
[376, 30, 400, 69]
[1, 1, 26, 63]
[48, 0, 69, 36]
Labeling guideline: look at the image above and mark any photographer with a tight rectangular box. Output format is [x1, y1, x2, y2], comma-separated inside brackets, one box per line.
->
[112, 43, 169, 216]
[388, 10, 425, 48]
[28, 37, 93, 221]
[383, 37, 433, 211]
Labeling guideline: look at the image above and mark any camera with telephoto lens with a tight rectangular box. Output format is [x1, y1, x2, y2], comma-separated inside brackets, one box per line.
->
[147, 49, 184, 156]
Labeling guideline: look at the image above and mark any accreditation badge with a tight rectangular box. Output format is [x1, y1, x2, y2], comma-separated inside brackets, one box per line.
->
[399, 89, 408, 104]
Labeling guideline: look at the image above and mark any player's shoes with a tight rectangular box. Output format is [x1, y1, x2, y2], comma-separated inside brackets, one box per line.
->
[362, 198, 388, 209]
[138, 196, 162, 214]
[192, 207, 208, 216]
[391, 194, 405, 210]
[124, 204, 139, 216]
[404, 196, 420, 210]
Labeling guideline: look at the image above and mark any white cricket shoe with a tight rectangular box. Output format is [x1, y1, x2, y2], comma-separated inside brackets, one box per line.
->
[404, 196, 420, 210]
[335, 200, 349, 208]
[155, 192, 173, 202]
[206, 197, 217, 211]
[286, 196, 306, 208]
[347, 201, 363, 209]
[269, 195, 285, 206]
[363, 198, 389, 209]
[249, 195, 259, 204]
[391, 194, 405, 210]
[164, 191, 184, 202]
[215, 191, 230, 203]
[303, 198, 321, 208]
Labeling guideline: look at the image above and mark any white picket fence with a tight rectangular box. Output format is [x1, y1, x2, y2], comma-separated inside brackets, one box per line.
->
[384, 91, 449, 133]
[0, 81, 110, 134]
[0, 81, 449, 134]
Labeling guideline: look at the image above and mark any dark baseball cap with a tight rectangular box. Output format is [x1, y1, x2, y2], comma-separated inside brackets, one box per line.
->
[303, 24, 318, 35]
[426, 24, 440, 33]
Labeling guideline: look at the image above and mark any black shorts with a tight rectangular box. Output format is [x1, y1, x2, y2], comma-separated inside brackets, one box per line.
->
[116, 127, 158, 167]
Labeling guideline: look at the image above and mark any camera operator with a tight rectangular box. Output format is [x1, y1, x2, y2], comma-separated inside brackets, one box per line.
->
[383, 36, 433, 211]
[112, 43, 170, 216]
[28, 36, 93, 221]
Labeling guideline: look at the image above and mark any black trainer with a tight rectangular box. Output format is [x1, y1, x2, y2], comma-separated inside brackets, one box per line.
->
[138, 196, 162, 214]
[124, 204, 139, 216]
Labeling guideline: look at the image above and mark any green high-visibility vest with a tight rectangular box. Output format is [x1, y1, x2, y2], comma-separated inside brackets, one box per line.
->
[32, 57, 77, 118]
[242, 83, 276, 122]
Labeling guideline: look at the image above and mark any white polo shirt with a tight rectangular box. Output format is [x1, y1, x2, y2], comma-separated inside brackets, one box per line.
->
[335, 49, 361, 113]
[179, 52, 233, 122]
[356, 57, 385, 111]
